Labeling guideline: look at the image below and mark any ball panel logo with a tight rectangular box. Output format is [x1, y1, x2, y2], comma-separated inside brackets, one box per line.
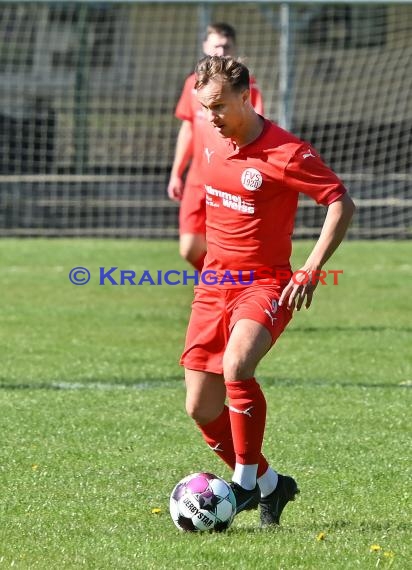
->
[241, 168, 263, 191]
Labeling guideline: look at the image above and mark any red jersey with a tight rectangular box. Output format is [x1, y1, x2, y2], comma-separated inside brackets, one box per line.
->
[175, 73, 264, 188]
[200, 118, 346, 283]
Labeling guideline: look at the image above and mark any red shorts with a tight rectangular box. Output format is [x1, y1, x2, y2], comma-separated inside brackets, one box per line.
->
[180, 283, 293, 375]
[179, 182, 206, 235]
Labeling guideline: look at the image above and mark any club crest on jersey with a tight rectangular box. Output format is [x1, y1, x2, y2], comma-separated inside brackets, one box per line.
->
[241, 168, 263, 191]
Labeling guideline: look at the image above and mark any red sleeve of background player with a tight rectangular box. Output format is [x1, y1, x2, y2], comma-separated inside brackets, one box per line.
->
[249, 76, 264, 115]
[283, 144, 346, 205]
[175, 74, 196, 122]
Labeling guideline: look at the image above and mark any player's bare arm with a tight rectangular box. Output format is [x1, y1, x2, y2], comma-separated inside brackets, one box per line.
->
[167, 120, 194, 201]
[279, 193, 356, 311]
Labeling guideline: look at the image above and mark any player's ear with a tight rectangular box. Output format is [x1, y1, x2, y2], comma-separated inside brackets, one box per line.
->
[241, 88, 250, 105]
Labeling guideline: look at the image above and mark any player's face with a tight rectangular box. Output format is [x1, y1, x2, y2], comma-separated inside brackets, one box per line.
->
[203, 33, 236, 57]
[197, 79, 249, 140]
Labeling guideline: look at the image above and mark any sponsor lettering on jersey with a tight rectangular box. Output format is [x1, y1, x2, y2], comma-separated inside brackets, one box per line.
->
[205, 184, 255, 214]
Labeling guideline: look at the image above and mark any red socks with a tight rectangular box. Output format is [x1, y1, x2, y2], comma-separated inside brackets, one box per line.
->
[197, 406, 235, 470]
[226, 378, 267, 466]
[197, 378, 269, 476]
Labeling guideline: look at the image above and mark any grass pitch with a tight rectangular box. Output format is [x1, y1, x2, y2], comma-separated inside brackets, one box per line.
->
[0, 239, 410, 569]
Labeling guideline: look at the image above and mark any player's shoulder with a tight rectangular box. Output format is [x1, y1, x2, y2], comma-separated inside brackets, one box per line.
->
[175, 72, 197, 116]
[263, 123, 337, 179]
[177, 72, 196, 98]
[262, 120, 304, 153]
[182, 72, 196, 89]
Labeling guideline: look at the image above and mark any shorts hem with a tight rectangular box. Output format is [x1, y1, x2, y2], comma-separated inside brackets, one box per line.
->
[179, 359, 223, 376]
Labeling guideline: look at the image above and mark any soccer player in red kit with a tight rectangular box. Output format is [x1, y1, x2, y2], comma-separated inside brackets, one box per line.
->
[167, 23, 264, 271]
[180, 56, 355, 526]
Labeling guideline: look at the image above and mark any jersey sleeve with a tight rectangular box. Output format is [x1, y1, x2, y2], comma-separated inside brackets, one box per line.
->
[175, 74, 196, 122]
[283, 144, 346, 205]
[249, 77, 264, 115]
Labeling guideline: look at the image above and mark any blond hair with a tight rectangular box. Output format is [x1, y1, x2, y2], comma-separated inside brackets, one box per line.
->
[195, 56, 250, 93]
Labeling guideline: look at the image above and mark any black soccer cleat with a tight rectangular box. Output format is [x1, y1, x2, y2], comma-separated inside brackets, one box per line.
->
[259, 474, 299, 527]
[230, 482, 260, 515]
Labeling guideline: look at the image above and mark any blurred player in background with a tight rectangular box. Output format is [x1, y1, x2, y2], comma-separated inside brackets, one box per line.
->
[167, 23, 264, 271]
[180, 55, 355, 526]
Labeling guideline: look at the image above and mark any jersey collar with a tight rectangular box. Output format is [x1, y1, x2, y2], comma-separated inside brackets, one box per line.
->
[226, 117, 271, 158]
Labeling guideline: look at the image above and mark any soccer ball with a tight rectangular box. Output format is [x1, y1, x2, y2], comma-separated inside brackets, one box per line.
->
[169, 472, 236, 532]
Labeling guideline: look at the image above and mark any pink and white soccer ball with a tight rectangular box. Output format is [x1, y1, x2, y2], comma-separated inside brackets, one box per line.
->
[169, 472, 236, 532]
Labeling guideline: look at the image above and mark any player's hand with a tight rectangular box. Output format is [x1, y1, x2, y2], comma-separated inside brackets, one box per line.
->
[279, 268, 319, 311]
[167, 176, 184, 201]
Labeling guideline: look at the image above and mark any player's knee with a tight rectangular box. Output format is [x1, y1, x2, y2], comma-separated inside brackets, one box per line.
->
[185, 398, 218, 425]
[185, 398, 205, 423]
[223, 351, 251, 380]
